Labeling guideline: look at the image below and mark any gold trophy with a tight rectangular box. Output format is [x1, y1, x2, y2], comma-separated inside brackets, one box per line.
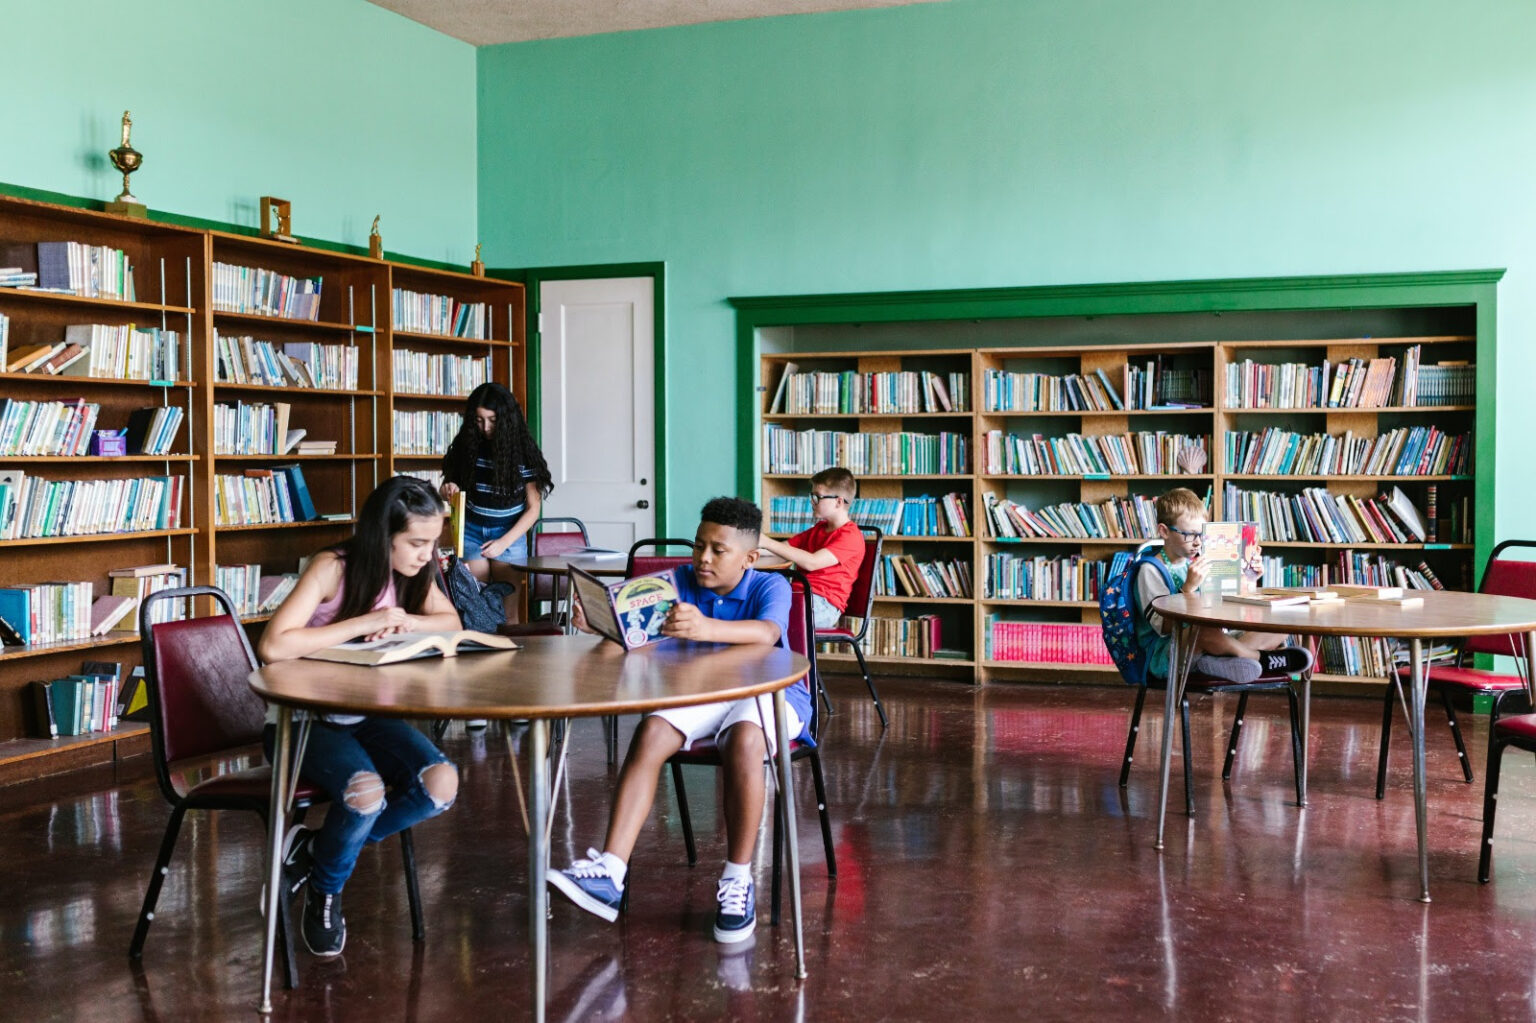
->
[471, 243, 485, 277]
[106, 111, 147, 218]
[369, 215, 383, 259]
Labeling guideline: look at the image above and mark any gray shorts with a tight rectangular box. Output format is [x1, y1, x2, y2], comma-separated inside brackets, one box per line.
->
[811, 593, 843, 630]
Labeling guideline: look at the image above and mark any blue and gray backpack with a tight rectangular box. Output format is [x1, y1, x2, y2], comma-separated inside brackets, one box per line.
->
[1099, 549, 1174, 686]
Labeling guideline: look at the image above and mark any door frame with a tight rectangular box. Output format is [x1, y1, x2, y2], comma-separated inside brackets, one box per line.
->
[491, 262, 668, 533]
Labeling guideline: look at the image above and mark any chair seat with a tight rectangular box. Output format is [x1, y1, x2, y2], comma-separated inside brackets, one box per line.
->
[1395, 663, 1526, 692]
[184, 765, 321, 804]
[669, 736, 814, 765]
[1494, 713, 1536, 744]
[1150, 671, 1296, 694]
[815, 628, 857, 642]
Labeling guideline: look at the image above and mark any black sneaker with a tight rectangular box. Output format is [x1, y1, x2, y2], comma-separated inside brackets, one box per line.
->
[302, 883, 347, 958]
[713, 876, 755, 944]
[1261, 646, 1314, 677]
[259, 824, 314, 915]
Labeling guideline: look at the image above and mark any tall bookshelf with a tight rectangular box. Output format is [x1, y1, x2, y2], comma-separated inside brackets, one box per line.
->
[0, 194, 524, 784]
[740, 274, 1496, 693]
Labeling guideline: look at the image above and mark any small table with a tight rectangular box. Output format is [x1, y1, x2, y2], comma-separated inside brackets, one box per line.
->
[504, 553, 629, 629]
[250, 635, 812, 1020]
[1151, 590, 1536, 902]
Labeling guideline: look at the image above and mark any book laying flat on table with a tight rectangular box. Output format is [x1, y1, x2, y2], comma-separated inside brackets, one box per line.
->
[1328, 584, 1405, 599]
[1261, 586, 1339, 600]
[303, 629, 517, 666]
[1344, 593, 1425, 608]
[569, 565, 679, 650]
[1201, 521, 1259, 596]
[1223, 592, 1310, 607]
[570, 546, 626, 558]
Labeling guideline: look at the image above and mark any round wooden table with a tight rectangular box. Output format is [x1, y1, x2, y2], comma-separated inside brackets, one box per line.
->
[249, 634, 812, 1019]
[1152, 590, 1536, 902]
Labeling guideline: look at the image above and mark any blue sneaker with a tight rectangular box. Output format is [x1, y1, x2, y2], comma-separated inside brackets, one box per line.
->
[547, 849, 625, 923]
[713, 876, 755, 944]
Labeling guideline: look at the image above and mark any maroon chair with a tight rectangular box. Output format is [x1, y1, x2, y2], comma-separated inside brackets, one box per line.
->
[1376, 540, 1536, 798]
[1479, 711, 1536, 882]
[529, 517, 589, 624]
[129, 586, 423, 985]
[813, 526, 887, 729]
[666, 571, 835, 924]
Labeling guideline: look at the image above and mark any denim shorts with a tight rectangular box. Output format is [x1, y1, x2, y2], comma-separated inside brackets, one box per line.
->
[462, 520, 528, 563]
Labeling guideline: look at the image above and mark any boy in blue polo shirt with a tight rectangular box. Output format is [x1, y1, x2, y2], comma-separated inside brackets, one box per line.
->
[549, 496, 804, 945]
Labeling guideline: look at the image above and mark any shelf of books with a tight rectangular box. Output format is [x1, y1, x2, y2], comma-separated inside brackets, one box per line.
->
[0, 194, 525, 785]
[761, 330, 1482, 692]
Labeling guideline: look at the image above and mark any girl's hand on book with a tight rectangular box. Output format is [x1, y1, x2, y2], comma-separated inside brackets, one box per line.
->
[361, 606, 410, 641]
[661, 602, 710, 641]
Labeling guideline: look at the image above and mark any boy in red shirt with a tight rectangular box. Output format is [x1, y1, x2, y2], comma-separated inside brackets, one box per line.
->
[757, 467, 865, 628]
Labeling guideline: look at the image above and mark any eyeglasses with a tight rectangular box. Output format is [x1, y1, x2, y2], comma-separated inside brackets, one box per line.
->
[809, 494, 842, 504]
[1166, 526, 1202, 540]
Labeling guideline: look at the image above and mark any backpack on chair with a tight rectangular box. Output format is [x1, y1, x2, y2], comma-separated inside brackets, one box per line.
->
[1099, 549, 1174, 687]
[439, 552, 514, 633]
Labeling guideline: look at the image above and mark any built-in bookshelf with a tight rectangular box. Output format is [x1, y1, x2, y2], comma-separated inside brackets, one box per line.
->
[756, 308, 1489, 692]
[0, 194, 524, 784]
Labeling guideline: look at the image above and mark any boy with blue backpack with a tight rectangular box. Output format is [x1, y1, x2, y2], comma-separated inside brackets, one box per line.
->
[1104, 487, 1311, 685]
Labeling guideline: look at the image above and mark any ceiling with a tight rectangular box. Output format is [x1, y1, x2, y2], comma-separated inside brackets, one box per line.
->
[366, 0, 948, 45]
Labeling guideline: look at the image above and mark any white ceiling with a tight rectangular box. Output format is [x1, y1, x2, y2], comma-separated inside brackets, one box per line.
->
[367, 0, 948, 45]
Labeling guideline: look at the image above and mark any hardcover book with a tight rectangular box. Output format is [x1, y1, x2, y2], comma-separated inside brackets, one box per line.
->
[303, 629, 517, 666]
[1200, 521, 1259, 596]
[569, 565, 679, 650]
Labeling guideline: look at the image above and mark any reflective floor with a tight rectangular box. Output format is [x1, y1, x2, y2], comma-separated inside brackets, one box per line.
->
[7, 678, 1536, 1021]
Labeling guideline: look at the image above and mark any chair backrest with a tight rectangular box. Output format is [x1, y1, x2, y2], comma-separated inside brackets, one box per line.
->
[785, 569, 824, 742]
[139, 586, 267, 801]
[626, 537, 696, 578]
[533, 517, 590, 554]
[838, 527, 884, 641]
[1466, 540, 1536, 656]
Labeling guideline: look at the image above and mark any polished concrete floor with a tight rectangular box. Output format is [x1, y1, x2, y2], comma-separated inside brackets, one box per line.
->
[6, 677, 1536, 1022]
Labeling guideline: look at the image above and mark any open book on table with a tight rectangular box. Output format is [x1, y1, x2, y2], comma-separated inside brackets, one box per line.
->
[303, 629, 517, 666]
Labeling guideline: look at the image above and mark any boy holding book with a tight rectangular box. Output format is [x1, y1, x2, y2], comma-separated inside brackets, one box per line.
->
[1138, 487, 1311, 683]
[756, 467, 865, 629]
[548, 496, 808, 945]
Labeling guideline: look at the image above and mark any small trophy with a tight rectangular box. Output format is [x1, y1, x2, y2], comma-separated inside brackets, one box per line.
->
[369, 215, 383, 259]
[106, 111, 147, 218]
[471, 243, 485, 277]
[261, 197, 297, 243]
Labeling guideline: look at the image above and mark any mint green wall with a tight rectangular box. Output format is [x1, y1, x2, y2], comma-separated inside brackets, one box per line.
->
[4, 0, 476, 263]
[478, 0, 1536, 535]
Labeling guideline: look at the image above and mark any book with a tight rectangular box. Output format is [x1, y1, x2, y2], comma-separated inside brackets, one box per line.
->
[28, 681, 57, 738]
[1223, 592, 1310, 607]
[7, 343, 60, 373]
[303, 629, 517, 666]
[1346, 593, 1425, 608]
[43, 343, 87, 375]
[569, 565, 680, 650]
[90, 595, 138, 635]
[0, 588, 32, 644]
[110, 563, 181, 578]
[767, 361, 798, 415]
[281, 428, 306, 454]
[1384, 485, 1427, 542]
[447, 490, 466, 558]
[1328, 584, 1405, 599]
[119, 666, 149, 721]
[1200, 521, 1259, 596]
[1260, 586, 1339, 600]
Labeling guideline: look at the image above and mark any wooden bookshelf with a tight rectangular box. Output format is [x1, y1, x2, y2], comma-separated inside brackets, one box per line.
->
[0, 193, 524, 783]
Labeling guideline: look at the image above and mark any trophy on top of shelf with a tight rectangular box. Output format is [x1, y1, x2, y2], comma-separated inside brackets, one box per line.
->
[369, 215, 383, 259]
[471, 243, 485, 277]
[106, 110, 147, 218]
[260, 196, 297, 243]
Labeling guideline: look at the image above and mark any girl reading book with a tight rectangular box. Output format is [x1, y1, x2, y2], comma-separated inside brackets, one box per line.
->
[257, 475, 462, 958]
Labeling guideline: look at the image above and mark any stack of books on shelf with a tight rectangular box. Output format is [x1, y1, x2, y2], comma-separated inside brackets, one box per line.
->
[212, 262, 322, 320]
[769, 366, 969, 414]
[214, 333, 359, 390]
[393, 350, 488, 397]
[983, 368, 1125, 412]
[983, 430, 1208, 476]
[213, 465, 317, 526]
[213, 401, 305, 455]
[25, 242, 135, 300]
[0, 580, 94, 645]
[109, 564, 187, 624]
[983, 553, 1115, 601]
[826, 613, 948, 659]
[391, 288, 490, 339]
[761, 425, 968, 475]
[124, 406, 185, 455]
[983, 493, 1159, 541]
[30, 664, 124, 739]
[0, 270, 37, 289]
[983, 619, 1113, 665]
[393, 410, 460, 455]
[293, 439, 336, 455]
[1223, 483, 1435, 545]
[0, 399, 100, 456]
[1222, 427, 1473, 476]
[214, 564, 300, 616]
[0, 473, 184, 538]
[873, 555, 973, 598]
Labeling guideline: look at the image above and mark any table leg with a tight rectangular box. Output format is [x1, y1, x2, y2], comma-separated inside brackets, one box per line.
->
[528, 718, 550, 1022]
[258, 707, 294, 1014]
[1299, 643, 1314, 807]
[1409, 637, 1430, 903]
[1154, 622, 1195, 851]
[773, 689, 808, 980]
[1525, 631, 1536, 707]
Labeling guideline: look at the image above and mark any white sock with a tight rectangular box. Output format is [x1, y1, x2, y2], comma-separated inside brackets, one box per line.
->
[721, 860, 751, 882]
[599, 851, 628, 886]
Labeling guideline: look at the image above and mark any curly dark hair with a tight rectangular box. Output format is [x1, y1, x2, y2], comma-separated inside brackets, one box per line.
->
[332, 476, 450, 623]
[441, 382, 552, 500]
[700, 496, 762, 540]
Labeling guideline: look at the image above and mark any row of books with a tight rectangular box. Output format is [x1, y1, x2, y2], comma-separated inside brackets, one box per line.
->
[1127, 362, 1211, 409]
[213, 466, 318, 526]
[982, 368, 1126, 413]
[983, 619, 1113, 665]
[392, 410, 460, 455]
[0, 398, 99, 457]
[215, 333, 360, 390]
[212, 401, 307, 456]
[0, 473, 185, 539]
[400, 468, 444, 490]
[212, 262, 322, 321]
[873, 555, 974, 599]
[1, 242, 135, 300]
[1223, 484, 1432, 545]
[5, 324, 182, 382]
[762, 426, 969, 475]
[855, 495, 971, 536]
[30, 666, 127, 738]
[1222, 426, 1472, 477]
[393, 350, 489, 397]
[982, 492, 1160, 541]
[1224, 352, 1438, 410]
[829, 614, 947, 659]
[1318, 636, 1397, 678]
[1264, 552, 1448, 592]
[1412, 361, 1476, 406]
[0, 270, 34, 288]
[0, 581, 95, 645]
[983, 430, 1208, 476]
[391, 288, 491, 339]
[214, 564, 300, 617]
[983, 553, 1116, 602]
[120, 406, 186, 456]
[768, 367, 969, 415]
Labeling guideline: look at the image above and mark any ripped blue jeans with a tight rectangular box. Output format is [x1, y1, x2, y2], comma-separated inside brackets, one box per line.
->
[265, 717, 455, 895]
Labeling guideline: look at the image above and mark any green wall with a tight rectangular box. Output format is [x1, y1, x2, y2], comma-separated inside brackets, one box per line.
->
[4, 0, 477, 263]
[477, 0, 1536, 535]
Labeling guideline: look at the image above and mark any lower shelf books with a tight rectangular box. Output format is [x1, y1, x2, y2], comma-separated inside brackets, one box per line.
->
[0, 581, 94, 645]
[0, 399, 100, 456]
[214, 564, 300, 616]
[983, 493, 1158, 540]
[984, 618, 1113, 665]
[213, 465, 317, 525]
[984, 554, 1114, 602]
[762, 425, 969, 475]
[0, 473, 185, 538]
[29, 661, 123, 738]
[874, 555, 973, 598]
[1264, 552, 1448, 591]
[824, 614, 944, 659]
[768, 494, 971, 537]
[1222, 484, 1433, 545]
[394, 350, 489, 397]
[393, 410, 460, 455]
[110, 564, 188, 624]
[983, 429, 1208, 476]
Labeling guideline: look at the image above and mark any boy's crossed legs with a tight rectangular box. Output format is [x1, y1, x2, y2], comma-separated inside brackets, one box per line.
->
[1188, 626, 1311, 684]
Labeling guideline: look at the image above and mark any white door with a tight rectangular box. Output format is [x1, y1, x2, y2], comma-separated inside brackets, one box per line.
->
[538, 277, 655, 552]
